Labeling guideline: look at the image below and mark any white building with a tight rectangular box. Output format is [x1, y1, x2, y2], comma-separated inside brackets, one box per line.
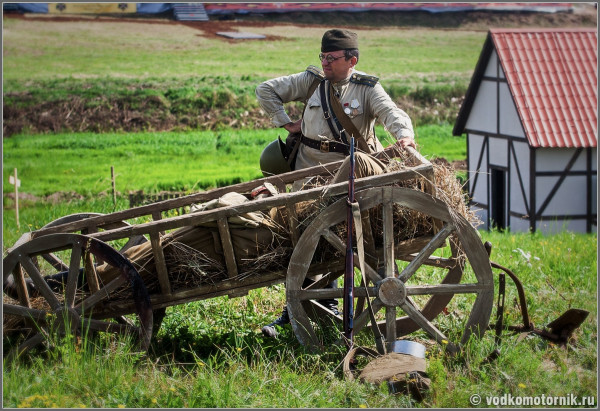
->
[453, 28, 597, 233]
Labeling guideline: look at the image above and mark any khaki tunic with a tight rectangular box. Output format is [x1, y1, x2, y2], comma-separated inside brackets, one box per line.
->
[255, 66, 414, 169]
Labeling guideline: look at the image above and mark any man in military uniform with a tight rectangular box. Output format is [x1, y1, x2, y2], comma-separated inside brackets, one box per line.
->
[255, 28, 416, 337]
[256, 28, 416, 173]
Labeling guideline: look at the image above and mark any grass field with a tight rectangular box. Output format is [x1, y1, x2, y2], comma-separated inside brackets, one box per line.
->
[2, 17, 483, 86]
[2, 12, 598, 409]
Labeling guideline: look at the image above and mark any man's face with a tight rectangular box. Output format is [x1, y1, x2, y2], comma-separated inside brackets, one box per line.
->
[320, 50, 355, 83]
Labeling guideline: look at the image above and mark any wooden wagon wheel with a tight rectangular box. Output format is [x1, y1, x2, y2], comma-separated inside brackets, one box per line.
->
[3, 233, 153, 362]
[38, 213, 148, 272]
[286, 186, 494, 353]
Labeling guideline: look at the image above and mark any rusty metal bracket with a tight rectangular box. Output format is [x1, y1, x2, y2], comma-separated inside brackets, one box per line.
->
[484, 241, 589, 348]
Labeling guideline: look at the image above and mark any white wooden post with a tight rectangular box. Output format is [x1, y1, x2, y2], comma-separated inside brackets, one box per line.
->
[9, 168, 21, 229]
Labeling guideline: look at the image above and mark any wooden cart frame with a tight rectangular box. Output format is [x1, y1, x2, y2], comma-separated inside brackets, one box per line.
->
[3, 148, 494, 359]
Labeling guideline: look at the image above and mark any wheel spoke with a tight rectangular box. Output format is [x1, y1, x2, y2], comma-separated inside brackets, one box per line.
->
[382, 190, 394, 278]
[11, 265, 32, 308]
[407, 283, 492, 296]
[65, 242, 83, 307]
[83, 317, 140, 334]
[84, 250, 101, 294]
[321, 228, 382, 284]
[400, 300, 456, 351]
[353, 297, 384, 333]
[19, 257, 61, 310]
[41, 253, 69, 272]
[8, 332, 46, 362]
[289, 286, 377, 301]
[3, 303, 47, 321]
[305, 270, 344, 290]
[75, 276, 126, 314]
[398, 223, 454, 283]
[385, 306, 397, 347]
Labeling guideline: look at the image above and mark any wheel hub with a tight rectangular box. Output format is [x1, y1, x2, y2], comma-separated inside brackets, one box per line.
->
[377, 277, 406, 307]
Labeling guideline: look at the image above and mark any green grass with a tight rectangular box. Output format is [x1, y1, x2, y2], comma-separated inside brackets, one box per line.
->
[3, 229, 596, 408]
[2, 19, 484, 86]
[2, 130, 596, 407]
[2, 124, 461, 200]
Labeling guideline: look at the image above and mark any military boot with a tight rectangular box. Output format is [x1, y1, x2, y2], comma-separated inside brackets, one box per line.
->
[261, 306, 290, 338]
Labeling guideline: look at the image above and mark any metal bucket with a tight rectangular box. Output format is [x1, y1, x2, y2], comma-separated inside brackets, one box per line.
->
[389, 340, 426, 359]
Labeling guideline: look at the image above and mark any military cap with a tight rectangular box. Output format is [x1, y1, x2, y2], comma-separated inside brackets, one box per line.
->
[321, 29, 358, 52]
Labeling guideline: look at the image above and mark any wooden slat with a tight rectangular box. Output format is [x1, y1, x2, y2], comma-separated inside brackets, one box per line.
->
[217, 218, 238, 279]
[149, 231, 171, 295]
[152, 211, 164, 236]
[35, 164, 434, 242]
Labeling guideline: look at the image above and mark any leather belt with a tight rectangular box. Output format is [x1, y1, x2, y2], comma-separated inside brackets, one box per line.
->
[300, 136, 350, 155]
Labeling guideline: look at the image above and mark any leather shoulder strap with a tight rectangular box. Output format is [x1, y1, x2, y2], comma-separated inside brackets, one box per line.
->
[328, 83, 371, 153]
[302, 77, 321, 116]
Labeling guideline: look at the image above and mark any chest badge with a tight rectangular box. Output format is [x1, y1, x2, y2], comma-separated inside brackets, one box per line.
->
[350, 99, 360, 109]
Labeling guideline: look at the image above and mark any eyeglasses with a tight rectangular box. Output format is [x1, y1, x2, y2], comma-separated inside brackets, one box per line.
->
[319, 53, 345, 63]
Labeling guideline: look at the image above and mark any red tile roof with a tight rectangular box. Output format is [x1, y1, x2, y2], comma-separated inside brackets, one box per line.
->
[454, 28, 597, 148]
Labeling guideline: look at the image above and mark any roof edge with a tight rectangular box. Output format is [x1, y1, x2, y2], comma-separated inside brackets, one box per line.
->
[452, 32, 494, 136]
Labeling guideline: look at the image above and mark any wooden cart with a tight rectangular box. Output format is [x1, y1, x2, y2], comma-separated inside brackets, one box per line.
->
[3, 147, 494, 359]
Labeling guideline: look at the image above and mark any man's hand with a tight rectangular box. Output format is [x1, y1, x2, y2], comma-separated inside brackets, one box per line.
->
[373, 137, 417, 161]
[395, 136, 416, 149]
[282, 120, 302, 134]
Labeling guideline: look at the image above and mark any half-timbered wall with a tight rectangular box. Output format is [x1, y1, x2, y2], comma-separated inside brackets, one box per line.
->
[464, 49, 597, 233]
[534, 148, 597, 233]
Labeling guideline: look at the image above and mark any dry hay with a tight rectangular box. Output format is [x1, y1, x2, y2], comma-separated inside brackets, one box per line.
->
[128, 157, 476, 291]
[3, 294, 54, 338]
[294, 157, 479, 265]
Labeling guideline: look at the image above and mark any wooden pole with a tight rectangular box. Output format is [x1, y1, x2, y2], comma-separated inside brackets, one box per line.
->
[111, 166, 116, 209]
[14, 168, 19, 229]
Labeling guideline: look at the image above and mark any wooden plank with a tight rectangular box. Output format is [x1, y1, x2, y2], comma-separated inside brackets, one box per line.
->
[88, 259, 346, 319]
[217, 218, 239, 279]
[149, 231, 171, 295]
[34, 164, 434, 241]
[152, 211, 164, 236]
